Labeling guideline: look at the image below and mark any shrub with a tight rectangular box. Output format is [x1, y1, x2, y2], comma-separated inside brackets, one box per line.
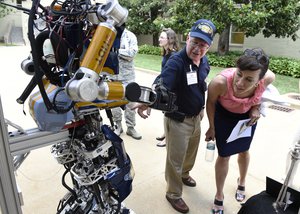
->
[208, 52, 300, 78]
[269, 58, 300, 78]
[138, 44, 161, 55]
[207, 52, 238, 68]
[138, 45, 300, 78]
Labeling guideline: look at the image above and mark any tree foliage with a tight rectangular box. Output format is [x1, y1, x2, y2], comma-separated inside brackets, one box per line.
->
[119, 0, 170, 45]
[122, 0, 300, 55]
[0, 4, 11, 19]
[167, 0, 300, 54]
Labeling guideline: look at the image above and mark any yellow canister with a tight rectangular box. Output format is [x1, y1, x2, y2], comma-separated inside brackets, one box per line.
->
[81, 22, 117, 74]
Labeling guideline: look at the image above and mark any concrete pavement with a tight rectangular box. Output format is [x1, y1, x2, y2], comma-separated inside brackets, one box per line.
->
[1, 46, 300, 213]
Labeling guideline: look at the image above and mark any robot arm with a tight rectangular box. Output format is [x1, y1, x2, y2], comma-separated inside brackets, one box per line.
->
[65, 0, 131, 102]
[16, 0, 176, 114]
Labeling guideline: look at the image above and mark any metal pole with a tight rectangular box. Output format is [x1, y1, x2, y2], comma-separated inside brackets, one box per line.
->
[0, 96, 22, 214]
[274, 140, 300, 210]
[275, 158, 296, 207]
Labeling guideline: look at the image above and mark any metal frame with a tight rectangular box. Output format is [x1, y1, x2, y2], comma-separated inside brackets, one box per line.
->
[0, 96, 71, 213]
[0, 96, 22, 213]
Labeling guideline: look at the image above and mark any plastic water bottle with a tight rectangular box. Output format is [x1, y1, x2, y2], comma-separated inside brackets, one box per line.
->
[205, 140, 215, 162]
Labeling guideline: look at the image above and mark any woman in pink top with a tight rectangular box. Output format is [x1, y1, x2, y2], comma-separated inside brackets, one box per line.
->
[205, 48, 275, 214]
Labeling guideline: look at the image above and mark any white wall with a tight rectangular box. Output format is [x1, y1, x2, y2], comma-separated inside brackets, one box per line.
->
[137, 34, 153, 46]
[0, 10, 22, 40]
[243, 33, 300, 59]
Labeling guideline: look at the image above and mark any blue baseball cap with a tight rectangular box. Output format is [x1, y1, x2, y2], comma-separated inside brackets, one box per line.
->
[190, 19, 216, 45]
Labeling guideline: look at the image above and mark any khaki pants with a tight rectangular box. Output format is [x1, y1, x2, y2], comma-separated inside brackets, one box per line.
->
[164, 114, 201, 199]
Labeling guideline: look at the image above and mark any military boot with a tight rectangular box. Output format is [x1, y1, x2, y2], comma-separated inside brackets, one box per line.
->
[126, 127, 142, 140]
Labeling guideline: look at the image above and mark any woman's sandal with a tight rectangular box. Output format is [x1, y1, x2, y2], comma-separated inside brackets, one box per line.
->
[156, 136, 165, 141]
[211, 198, 224, 214]
[156, 140, 166, 147]
[235, 179, 246, 202]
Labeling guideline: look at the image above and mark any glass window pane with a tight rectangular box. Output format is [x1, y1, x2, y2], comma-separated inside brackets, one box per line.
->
[231, 25, 245, 45]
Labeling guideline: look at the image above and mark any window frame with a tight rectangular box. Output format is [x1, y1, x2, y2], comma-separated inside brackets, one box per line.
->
[230, 24, 245, 47]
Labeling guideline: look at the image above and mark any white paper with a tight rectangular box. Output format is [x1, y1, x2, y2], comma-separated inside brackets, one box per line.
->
[261, 84, 289, 105]
[226, 119, 252, 143]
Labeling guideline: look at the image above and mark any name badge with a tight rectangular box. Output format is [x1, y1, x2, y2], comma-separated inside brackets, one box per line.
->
[187, 65, 198, 85]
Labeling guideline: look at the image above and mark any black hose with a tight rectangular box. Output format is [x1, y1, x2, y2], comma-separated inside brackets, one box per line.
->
[27, 0, 53, 110]
[61, 168, 77, 199]
[16, 76, 37, 104]
[105, 109, 115, 127]
[34, 30, 69, 86]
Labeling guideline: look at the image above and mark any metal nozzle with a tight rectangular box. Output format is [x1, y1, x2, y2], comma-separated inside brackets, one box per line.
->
[98, 0, 128, 26]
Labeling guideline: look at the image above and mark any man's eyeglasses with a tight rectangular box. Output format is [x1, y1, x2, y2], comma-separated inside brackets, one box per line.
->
[189, 40, 210, 50]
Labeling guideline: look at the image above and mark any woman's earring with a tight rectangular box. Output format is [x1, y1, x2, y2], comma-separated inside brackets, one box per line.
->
[254, 83, 259, 88]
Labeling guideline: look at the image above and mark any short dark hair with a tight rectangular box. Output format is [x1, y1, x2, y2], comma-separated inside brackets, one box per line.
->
[236, 48, 269, 80]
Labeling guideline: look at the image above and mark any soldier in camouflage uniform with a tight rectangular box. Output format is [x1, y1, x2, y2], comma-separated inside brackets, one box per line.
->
[112, 28, 142, 140]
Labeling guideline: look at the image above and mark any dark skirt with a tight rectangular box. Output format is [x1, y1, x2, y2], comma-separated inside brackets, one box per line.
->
[215, 102, 257, 157]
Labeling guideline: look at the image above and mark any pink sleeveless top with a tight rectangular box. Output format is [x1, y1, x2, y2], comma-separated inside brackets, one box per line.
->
[218, 68, 266, 114]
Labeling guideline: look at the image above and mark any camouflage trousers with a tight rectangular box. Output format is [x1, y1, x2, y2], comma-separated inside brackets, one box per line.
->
[111, 102, 136, 128]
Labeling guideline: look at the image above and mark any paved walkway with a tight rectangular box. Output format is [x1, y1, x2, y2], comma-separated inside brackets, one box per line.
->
[1, 46, 300, 213]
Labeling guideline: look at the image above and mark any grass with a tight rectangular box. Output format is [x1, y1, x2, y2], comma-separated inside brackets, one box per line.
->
[135, 53, 299, 94]
[0, 42, 19, 46]
[135, 54, 162, 72]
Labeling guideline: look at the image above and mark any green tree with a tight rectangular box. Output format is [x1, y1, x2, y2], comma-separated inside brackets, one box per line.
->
[154, 0, 300, 55]
[0, 3, 11, 19]
[119, 0, 170, 46]
[129, 0, 300, 55]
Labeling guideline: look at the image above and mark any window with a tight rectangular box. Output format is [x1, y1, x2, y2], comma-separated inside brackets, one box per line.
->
[230, 25, 245, 45]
